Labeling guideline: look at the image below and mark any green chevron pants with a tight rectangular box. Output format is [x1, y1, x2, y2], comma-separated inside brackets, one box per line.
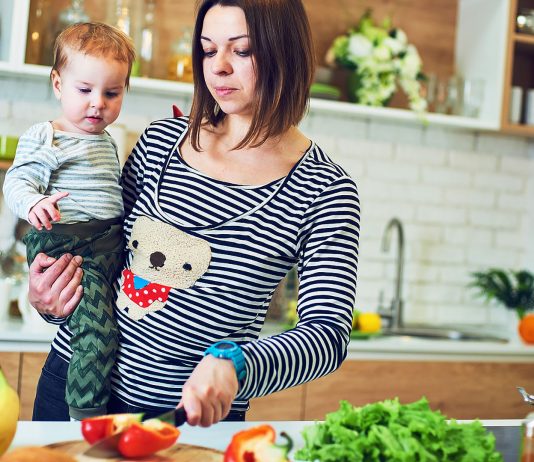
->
[24, 218, 124, 420]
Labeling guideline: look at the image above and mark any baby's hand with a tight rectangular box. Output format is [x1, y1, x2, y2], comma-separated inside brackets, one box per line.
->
[29, 191, 69, 230]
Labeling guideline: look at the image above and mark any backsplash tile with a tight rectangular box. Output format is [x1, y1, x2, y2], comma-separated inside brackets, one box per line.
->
[1, 75, 533, 330]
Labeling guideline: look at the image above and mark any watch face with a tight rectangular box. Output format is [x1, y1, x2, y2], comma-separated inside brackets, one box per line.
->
[217, 342, 234, 350]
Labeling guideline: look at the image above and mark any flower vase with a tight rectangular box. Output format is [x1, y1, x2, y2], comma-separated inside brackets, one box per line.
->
[507, 309, 522, 344]
[347, 72, 360, 103]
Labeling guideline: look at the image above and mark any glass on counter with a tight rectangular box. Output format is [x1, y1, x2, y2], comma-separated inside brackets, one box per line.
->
[422, 74, 484, 118]
[168, 27, 194, 83]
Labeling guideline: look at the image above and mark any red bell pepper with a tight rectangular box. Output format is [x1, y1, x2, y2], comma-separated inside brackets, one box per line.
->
[81, 413, 143, 445]
[117, 419, 180, 458]
[224, 424, 293, 462]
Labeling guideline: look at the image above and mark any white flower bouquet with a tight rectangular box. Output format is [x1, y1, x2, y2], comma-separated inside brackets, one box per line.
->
[326, 10, 427, 113]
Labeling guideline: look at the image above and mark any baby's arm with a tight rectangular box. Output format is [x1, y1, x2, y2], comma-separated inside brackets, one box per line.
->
[29, 191, 69, 230]
[2, 124, 61, 225]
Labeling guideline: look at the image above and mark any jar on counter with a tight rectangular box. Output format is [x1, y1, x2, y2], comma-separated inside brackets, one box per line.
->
[517, 8, 534, 35]
[167, 27, 194, 83]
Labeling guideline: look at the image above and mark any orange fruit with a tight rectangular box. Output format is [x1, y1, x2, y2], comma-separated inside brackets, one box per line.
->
[519, 313, 534, 344]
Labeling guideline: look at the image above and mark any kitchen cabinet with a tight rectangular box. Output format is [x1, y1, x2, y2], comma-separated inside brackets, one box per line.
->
[0, 351, 20, 392]
[501, 0, 534, 135]
[247, 385, 306, 421]
[0, 351, 45, 420]
[19, 352, 46, 420]
[0, 0, 515, 133]
[2, 349, 534, 421]
[248, 359, 534, 421]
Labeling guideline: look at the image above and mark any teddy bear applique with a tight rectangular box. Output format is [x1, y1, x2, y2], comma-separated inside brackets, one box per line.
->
[116, 215, 212, 320]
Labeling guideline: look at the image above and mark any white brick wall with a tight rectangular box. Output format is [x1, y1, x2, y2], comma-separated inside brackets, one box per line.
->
[1, 75, 533, 330]
[304, 111, 534, 328]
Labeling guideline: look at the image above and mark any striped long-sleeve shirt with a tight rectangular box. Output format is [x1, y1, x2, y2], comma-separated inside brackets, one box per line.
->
[2, 122, 123, 223]
[47, 117, 360, 412]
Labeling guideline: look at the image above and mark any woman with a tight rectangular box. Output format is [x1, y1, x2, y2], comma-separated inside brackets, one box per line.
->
[28, 0, 360, 427]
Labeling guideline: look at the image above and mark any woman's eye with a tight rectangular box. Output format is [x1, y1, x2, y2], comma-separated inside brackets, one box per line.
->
[203, 50, 216, 58]
[235, 50, 251, 57]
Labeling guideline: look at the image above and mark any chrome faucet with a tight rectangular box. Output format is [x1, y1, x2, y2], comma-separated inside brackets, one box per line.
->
[379, 218, 404, 330]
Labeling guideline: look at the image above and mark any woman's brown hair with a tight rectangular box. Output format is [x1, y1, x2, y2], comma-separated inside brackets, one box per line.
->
[51, 22, 136, 88]
[189, 0, 315, 151]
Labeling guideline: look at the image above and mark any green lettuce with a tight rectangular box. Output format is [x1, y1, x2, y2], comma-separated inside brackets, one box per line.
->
[294, 397, 503, 462]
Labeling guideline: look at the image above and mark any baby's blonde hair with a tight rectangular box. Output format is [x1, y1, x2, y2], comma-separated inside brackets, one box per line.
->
[51, 22, 136, 88]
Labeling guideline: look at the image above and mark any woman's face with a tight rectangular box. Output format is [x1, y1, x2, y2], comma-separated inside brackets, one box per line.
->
[201, 5, 256, 118]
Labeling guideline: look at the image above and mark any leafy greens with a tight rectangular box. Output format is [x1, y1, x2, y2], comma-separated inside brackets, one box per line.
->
[294, 397, 503, 462]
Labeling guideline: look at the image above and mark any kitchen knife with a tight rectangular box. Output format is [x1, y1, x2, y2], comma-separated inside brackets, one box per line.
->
[84, 407, 188, 458]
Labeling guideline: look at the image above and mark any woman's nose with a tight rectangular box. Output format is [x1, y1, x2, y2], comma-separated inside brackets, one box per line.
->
[211, 51, 232, 75]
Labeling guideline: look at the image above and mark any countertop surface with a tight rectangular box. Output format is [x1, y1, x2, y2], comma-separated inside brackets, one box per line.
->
[1, 318, 533, 361]
[7, 420, 524, 462]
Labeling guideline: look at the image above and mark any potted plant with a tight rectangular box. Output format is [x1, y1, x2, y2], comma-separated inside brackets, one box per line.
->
[469, 268, 534, 343]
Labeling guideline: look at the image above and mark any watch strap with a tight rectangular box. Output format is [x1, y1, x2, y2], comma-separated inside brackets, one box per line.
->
[204, 341, 246, 381]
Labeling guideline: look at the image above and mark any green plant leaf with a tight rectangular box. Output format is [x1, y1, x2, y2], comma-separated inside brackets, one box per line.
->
[469, 268, 534, 313]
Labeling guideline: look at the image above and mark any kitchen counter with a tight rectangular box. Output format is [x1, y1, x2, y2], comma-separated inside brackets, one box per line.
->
[1, 318, 533, 361]
[6, 420, 524, 462]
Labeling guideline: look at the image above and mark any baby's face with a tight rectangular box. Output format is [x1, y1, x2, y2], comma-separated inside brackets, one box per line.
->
[51, 51, 128, 135]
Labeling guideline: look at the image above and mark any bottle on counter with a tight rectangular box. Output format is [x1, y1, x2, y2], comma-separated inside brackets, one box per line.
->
[520, 412, 534, 462]
[107, 0, 143, 76]
[138, 0, 157, 78]
[24, 0, 51, 65]
[167, 27, 194, 83]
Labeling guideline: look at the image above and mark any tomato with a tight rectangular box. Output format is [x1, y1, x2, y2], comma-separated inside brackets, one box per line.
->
[117, 419, 180, 458]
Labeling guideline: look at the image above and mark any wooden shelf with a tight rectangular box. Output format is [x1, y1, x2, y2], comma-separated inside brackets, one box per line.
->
[500, 122, 534, 135]
[514, 32, 534, 45]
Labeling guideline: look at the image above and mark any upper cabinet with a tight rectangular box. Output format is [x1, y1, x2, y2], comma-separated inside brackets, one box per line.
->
[0, 0, 530, 135]
[501, 0, 534, 135]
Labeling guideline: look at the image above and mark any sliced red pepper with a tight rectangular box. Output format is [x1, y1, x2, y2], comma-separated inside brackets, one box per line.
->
[81, 413, 142, 445]
[224, 424, 292, 462]
[117, 419, 180, 458]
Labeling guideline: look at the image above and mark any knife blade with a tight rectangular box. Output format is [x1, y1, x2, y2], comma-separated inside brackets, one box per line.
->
[84, 407, 188, 458]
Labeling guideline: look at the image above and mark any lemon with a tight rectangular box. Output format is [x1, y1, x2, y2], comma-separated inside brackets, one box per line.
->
[357, 312, 382, 333]
[0, 367, 19, 456]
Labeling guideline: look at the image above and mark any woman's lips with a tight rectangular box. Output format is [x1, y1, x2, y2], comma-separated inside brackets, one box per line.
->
[214, 86, 236, 96]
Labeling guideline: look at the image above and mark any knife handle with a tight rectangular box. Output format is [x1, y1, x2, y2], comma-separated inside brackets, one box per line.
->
[174, 406, 187, 426]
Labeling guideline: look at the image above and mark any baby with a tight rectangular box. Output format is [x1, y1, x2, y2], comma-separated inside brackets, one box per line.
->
[2, 22, 135, 420]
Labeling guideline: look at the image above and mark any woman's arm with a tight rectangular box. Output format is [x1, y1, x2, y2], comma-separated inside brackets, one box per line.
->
[28, 252, 84, 320]
[238, 176, 360, 399]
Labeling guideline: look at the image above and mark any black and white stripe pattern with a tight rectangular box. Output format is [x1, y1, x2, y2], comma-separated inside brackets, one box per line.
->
[49, 116, 360, 412]
[3, 122, 123, 223]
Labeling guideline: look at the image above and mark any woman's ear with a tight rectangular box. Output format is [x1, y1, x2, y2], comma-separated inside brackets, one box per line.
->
[51, 70, 62, 100]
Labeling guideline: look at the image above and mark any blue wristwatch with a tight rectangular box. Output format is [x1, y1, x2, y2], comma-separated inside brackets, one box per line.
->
[204, 341, 246, 381]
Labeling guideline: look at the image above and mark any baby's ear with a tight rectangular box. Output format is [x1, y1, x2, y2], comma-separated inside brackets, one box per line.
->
[51, 70, 62, 100]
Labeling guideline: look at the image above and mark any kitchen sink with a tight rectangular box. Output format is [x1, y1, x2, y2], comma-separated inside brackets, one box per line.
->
[381, 326, 508, 343]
